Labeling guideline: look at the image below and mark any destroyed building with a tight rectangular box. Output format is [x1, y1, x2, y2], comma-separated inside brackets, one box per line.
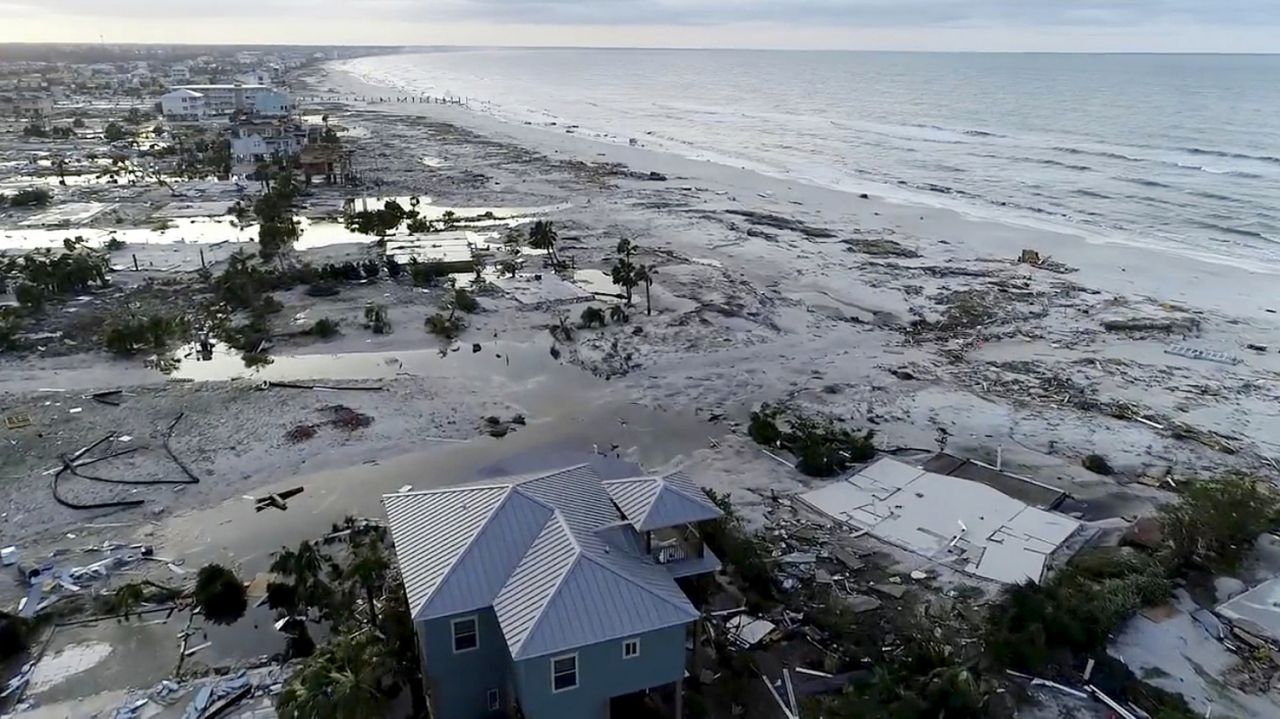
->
[799, 457, 1081, 584]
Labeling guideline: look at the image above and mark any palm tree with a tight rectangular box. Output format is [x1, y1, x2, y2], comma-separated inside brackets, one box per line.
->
[634, 264, 656, 316]
[342, 535, 389, 628]
[528, 220, 560, 268]
[270, 541, 338, 622]
[610, 238, 638, 305]
[276, 631, 392, 719]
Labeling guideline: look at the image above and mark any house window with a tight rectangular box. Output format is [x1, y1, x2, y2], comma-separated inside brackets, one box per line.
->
[623, 638, 640, 659]
[551, 653, 578, 693]
[451, 616, 478, 653]
[486, 688, 500, 710]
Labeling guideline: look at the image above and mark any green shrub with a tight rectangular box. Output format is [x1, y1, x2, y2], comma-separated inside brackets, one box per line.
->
[748, 404, 783, 446]
[309, 317, 340, 339]
[580, 306, 607, 328]
[745, 403, 876, 477]
[193, 564, 247, 625]
[364, 304, 391, 334]
[104, 314, 186, 355]
[454, 287, 479, 313]
[9, 187, 52, 207]
[985, 549, 1172, 673]
[1083, 454, 1114, 475]
[425, 312, 463, 339]
[1160, 476, 1280, 572]
[103, 122, 127, 142]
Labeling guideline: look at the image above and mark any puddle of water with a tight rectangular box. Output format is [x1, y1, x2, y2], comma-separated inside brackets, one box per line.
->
[154, 399, 728, 566]
[166, 339, 565, 384]
[348, 195, 570, 223]
[28, 641, 113, 693]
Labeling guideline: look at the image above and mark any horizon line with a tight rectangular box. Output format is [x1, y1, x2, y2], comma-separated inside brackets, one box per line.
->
[0, 41, 1277, 56]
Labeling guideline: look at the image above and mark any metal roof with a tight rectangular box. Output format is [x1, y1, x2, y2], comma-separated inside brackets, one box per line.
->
[604, 471, 723, 531]
[383, 485, 513, 614]
[384, 464, 709, 660]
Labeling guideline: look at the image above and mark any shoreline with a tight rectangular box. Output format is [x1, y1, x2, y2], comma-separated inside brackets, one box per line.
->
[316, 60, 1280, 323]
[328, 53, 1280, 281]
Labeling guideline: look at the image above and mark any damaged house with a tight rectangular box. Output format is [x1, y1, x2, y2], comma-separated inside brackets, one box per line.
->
[799, 457, 1080, 584]
[383, 464, 723, 719]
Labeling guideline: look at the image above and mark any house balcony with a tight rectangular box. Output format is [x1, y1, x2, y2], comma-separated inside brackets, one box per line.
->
[647, 525, 721, 579]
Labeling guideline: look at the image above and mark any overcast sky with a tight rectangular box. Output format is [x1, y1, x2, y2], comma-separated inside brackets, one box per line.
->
[1, 0, 1276, 52]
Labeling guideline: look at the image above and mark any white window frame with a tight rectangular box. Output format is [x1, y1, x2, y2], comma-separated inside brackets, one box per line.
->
[486, 688, 500, 711]
[550, 652, 579, 693]
[451, 615, 479, 654]
[622, 637, 640, 659]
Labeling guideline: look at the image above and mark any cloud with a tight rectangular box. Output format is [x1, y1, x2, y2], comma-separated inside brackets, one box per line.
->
[418, 0, 1278, 27]
[12, 0, 1278, 27]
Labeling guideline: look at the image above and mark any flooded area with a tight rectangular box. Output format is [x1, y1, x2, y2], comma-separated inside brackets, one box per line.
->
[165, 338, 568, 387]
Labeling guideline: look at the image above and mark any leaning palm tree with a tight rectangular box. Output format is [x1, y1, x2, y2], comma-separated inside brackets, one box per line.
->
[528, 220, 560, 268]
[634, 264, 656, 316]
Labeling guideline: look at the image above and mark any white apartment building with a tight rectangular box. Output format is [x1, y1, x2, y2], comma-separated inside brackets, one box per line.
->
[159, 88, 205, 121]
[160, 85, 293, 121]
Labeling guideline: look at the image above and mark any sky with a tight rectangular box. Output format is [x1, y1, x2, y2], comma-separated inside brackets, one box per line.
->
[0, 0, 1276, 52]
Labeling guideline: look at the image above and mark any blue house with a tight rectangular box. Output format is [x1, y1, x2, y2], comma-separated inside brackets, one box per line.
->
[383, 464, 723, 719]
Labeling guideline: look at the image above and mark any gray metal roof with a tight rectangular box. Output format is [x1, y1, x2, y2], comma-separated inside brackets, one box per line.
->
[383, 485, 512, 614]
[384, 464, 707, 660]
[604, 471, 723, 532]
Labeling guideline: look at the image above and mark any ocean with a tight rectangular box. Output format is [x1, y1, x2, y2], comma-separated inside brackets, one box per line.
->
[340, 50, 1280, 266]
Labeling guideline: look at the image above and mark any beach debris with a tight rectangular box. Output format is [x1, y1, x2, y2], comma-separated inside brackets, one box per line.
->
[90, 389, 124, 406]
[1245, 343, 1268, 353]
[5, 412, 32, 430]
[1, 546, 16, 566]
[872, 583, 908, 599]
[1121, 517, 1164, 550]
[286, 423, 319, 443]
[324, 404, 373, 430]
[843, 593, 882, 613]
[182, 641, 212, 657]
[1016, 248, 1076, 273]
[1165, 344, 1242, 365]
[726, 614, 778, 649]
[255, 487, 304, 512]
[266, 380, 384, 392]
[725, 209, 837, 239]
